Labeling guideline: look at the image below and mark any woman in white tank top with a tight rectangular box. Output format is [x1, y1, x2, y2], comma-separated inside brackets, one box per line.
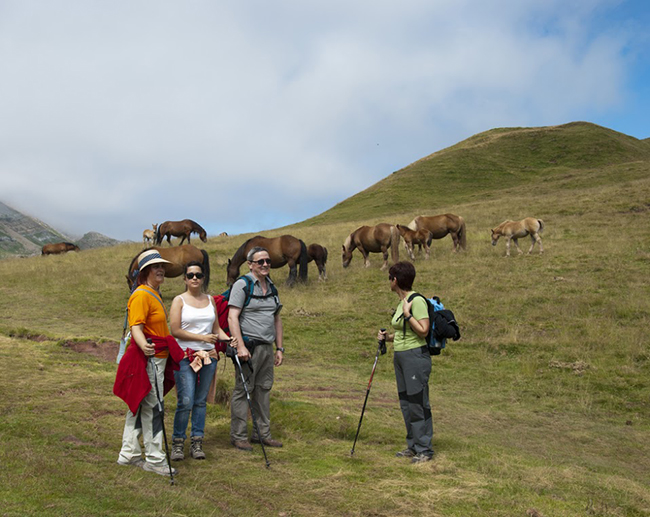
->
[169, 261, 232, 461]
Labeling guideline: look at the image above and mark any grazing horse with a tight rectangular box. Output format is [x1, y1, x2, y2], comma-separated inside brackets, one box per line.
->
[42, 242, 80, 255]
[226, 235, 309, 286]
[142, 223, 158, 246]
[155, 219, 207, 246]
[407, 213, 467, 252]
[126, 245, 210, 289]
[491, 218, 545, 257]
[218, 232, 228, 237]
[341, 223, 399, 271]
[307, 243, 328, 281]
[396, 224, 432, 260]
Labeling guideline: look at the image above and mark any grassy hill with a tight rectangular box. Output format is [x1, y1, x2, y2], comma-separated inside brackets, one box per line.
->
[0, 122, 649, 516]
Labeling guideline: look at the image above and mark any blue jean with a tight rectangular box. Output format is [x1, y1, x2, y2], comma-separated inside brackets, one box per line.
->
[172, 357, 218, 439]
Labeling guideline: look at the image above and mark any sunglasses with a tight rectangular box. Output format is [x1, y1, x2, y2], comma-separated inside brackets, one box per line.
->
[185, 272, 205, 280]
[252, 258, 272, 266]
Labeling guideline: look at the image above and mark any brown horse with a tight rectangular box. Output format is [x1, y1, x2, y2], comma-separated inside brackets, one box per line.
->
[491, 218, 544, 257]
[307, 243, 328, 281]
[126, 245, 210, 289]
[226, 235, 309, 286]
[42, 242, 80, 255]
[407, 213, 467, 252]
[396, 224, 432, 260]
[142, 223, 158, 246]
[155, 219, 207, 246]
[341, 223, 400, 271]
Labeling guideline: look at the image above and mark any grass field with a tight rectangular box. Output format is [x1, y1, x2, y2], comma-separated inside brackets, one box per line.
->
[0, 123, 649, 516]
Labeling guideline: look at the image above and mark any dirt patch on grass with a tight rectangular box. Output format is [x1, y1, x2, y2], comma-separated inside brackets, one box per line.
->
[62, 340, 119, 362]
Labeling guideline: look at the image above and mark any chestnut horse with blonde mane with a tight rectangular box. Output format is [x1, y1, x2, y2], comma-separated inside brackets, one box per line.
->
[142, 223, 158, 246]
[226, 235, 308, 286]
[307, 243, 328, 281]
[396, 224, 432, 260]
[407, 213, 467, 252]
[342, 223, 399, 271]
[126, 245, 210, 289]
[155, 219, 207, 246]
[491, 218, 544, 257]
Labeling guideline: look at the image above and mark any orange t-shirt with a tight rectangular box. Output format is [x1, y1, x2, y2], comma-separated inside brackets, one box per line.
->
[128, 285, 170, 358]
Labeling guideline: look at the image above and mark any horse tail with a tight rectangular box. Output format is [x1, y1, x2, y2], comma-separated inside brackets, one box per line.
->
[407, 217, 418, 231]
[458, 216, 467, 250]
[298, 239, 309, 283]
[537, 219, 545, 234]
[390, 225, 400, 263]
[200, 249, 210, 290]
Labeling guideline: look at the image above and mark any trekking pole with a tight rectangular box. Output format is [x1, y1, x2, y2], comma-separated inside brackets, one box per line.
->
[350, 329, 387, 456]
[148, 340, 175, 485]
[230, 351, 271, 469]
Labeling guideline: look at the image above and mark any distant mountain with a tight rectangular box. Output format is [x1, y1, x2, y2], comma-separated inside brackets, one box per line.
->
[0, 202, 121, 259]
[76, 231, 120, 250]
[0, 202, 70, 258]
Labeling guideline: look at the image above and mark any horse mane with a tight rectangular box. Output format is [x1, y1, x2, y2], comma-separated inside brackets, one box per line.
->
[494, 220, 513, 232]
[63, 242, 77, 247]
[190, 219, 207, 235]
[231, 237, 255, 265]
[407, 218, 418, 231]
[343, 231, 354, 251]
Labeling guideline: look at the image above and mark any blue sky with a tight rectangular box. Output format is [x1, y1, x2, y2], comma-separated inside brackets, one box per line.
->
[0, 0, 648, 240]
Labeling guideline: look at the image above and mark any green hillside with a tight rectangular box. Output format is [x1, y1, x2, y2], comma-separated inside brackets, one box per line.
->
[301, 121, 650, 226]
[1, 122, 649, 516]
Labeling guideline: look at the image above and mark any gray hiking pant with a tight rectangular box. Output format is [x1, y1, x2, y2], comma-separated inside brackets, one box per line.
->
[230, 343, 274, 441]
[393, 346, 433, 455]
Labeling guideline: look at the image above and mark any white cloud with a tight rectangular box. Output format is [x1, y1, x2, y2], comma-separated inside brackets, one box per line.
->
[0, 0, 641, 239]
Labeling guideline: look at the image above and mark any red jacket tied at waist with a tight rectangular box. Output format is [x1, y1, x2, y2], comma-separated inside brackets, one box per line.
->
[113, 334, 184, 414]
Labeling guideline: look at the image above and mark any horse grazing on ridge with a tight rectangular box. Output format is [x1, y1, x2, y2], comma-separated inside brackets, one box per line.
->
[307, 243, 328, 281]
[42, 242, 80, 255]
[396, 224, 432, 260]
[226, 235, 309, 287]
[491, 218, 544, 257]
[407, 213, 467, 252]
[142, 223, 158, 246]
[126, 245, 210, 290]
[341, 223, 399, 271]
[155, 219, 207, 246]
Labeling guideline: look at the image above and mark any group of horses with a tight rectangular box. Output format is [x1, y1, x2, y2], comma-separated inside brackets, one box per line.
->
[341, 213, 544, 267]
[125, 213, 544, 290]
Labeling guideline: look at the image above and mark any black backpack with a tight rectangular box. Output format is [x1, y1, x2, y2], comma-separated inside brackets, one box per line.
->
[405, 293, 461, 355]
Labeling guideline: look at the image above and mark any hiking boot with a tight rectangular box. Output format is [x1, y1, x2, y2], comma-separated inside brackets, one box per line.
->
[231, 439, 253, 451]
[251, 437, 283, 448]
[411, 452, 434, 464]
[395, 448, 416, 458]
[171, 438, 185, 461]
[190, 436, 206, 460]
[117, 456, 145, 468]
[142, 462, 178, 477]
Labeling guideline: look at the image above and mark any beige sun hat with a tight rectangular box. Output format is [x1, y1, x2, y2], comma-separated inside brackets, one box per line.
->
[137, 249, 172, 271]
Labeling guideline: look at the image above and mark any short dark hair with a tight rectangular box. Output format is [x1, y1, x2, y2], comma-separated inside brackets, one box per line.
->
[388, 261, 416, 291]
[184, 261, 204, 275]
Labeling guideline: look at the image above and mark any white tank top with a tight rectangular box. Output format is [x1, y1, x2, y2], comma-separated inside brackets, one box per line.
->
[176, 294, 216, 352]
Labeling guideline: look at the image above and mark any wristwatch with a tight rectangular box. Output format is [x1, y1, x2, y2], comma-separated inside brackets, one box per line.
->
[404, 314, 412, 322]
[276, 347, 285, 353]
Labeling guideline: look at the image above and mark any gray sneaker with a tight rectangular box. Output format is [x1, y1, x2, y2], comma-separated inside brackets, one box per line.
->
[395, 448, 416, 458]
[411, 452, 433, 464]
[117, 456, 145, 468]
[142, 462, 178, 477]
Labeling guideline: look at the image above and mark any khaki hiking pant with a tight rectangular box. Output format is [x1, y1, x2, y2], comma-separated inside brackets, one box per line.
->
[230, 344, 274, 442]
[117, 356, 168, 465]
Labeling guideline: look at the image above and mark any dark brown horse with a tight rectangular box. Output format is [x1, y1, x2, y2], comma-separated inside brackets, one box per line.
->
[396, 224, 432, 260]
[226, 235, 309, 286]
[341, 223, 399, 270]
[126, 245, 210, 289]
[407, 213, 467, 252]
[307, 243, 328, 281]
[42, 242, 80, 255]
[155, 219, 207, 246]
